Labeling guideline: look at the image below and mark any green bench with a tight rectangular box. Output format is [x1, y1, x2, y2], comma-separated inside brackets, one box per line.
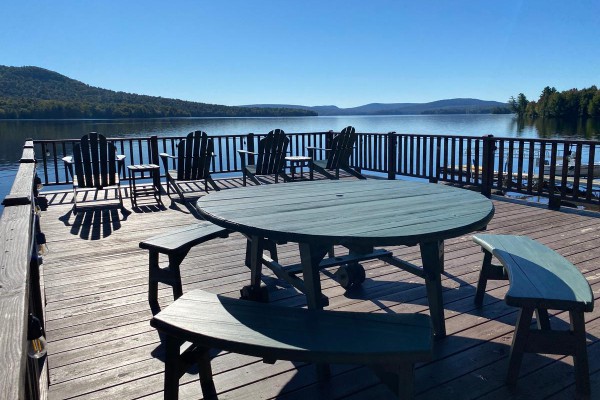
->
[473, 234, 594, 397]
[151, 289, 433, 399]
[140, 222, 230, 315]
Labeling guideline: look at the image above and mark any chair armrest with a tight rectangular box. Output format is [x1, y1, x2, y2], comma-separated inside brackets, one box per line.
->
[159, 153, 176, 171]
[62, 156, 74, 180]
[306, 146, 330, 151]
[237, 149, 257, 168]
[237, 150, 257, 155]
[116, 155, 126, 175]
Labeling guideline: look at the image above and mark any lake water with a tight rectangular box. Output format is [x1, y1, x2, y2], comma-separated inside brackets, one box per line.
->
[2, 114, 600, 214]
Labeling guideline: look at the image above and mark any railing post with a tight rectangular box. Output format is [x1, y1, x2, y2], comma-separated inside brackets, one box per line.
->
[325, 130, 334, 159]
[481, 135, 495, 198]
[387, 132, 397, 180]
[247, 133, 255, 166]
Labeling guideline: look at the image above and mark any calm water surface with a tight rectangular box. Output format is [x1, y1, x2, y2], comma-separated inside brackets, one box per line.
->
[1, 114, 600, 213]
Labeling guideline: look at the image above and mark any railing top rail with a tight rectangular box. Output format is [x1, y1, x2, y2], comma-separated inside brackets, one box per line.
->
[31, 131, 338, 144]
[0, 143, 36, 399]
[31, 132, 600, 146]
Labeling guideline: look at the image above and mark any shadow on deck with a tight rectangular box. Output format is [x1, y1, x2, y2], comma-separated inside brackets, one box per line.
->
[39, 174, 600, 399]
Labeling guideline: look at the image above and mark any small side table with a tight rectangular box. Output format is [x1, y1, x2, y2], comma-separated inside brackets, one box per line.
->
[285, 156, 312, 181]
[127, 164, 162, 207]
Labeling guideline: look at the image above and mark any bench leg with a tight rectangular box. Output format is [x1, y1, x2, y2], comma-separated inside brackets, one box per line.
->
[197, 346, 218, 399]
[535, 308, 551, 330]
[507, 306, 534, 390]
[374, 363, 414, 400]
[570, 311, 591, 397]
[164, 335, 183, 400]
[168, 253, 185, 301]
[474, 250, 508, 307]
[474, 251, 493, 306]
[148, 250, 188, 316]
[148, 250, 161, 315]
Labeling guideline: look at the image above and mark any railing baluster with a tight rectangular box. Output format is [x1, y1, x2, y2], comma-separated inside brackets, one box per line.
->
[586, 144, 595, 201]
[572, 143, 583, 201]
[527, 140, 535, 194]
[538, 142, 546, 198]
[517, 140, 524, 192]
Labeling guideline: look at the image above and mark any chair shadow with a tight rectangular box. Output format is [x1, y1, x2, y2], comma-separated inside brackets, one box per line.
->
[131, 203, 168, 213]
[58, 205, 130, 240]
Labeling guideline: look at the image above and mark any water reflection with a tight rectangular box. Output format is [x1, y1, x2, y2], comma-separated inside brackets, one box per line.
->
[510, 117, 600, 139]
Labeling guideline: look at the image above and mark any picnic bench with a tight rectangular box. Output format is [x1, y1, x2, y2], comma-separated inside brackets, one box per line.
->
[139, 222, 230, 315]
[473, 234, 594, 397]
[150, 289, 433, 399]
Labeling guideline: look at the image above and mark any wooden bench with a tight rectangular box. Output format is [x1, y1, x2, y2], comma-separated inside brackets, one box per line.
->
[150, 289, 433, 399]
[139, 222, 230, 315]
[473, 234, 594, 397]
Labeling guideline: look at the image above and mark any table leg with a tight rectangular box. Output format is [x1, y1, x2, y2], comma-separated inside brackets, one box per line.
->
[299, 242, 331, 379]
[240, 236, 269, 302]
[298, 242, 330, 310]
[420, 240, 446, 338]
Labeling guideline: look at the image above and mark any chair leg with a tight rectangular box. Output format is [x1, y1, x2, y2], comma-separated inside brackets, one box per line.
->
[117, 183, 124, 209]
[243, 171, 247, 186]
[506, 306, 534, 390]
[72, 187, 78, 212]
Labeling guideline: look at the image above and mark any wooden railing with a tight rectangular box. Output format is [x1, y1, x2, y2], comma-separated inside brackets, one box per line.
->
[34, 132, 600, 209]
[0, 141, 47, 399]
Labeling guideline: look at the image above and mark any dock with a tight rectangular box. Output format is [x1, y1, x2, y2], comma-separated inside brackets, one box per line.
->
[35, 176, 600, 399]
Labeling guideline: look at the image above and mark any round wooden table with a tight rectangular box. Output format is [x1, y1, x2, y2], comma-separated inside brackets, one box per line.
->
[197, 179, 495, 337]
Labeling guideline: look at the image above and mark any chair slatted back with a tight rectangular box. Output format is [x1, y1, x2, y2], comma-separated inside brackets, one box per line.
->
[177, 131, 213, 181]
[73, 132, 117, 188]
[326, 126, 357, 169]
[255, 129, 289, 175]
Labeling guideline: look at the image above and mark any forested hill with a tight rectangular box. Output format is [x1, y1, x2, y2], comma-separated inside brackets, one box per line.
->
[243, 98, 511, 115]
[0, 66, 316, 119]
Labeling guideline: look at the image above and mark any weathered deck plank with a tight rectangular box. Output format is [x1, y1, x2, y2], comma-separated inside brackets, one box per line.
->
[38, 178, 600, 399]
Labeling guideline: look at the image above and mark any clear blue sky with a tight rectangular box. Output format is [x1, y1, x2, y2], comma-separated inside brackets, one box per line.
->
[2, 1, 599, 107]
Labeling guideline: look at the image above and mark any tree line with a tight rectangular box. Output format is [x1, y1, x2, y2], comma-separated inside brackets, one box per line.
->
[0, 66, 316, 119]
[509, 86, 600, 119]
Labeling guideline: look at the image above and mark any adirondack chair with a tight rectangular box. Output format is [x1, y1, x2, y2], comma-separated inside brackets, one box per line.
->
[62, 132, 126, 211]
[307, 126, 366, 180]
[159, 131, 219, 201]
[237, 129, 290, 186]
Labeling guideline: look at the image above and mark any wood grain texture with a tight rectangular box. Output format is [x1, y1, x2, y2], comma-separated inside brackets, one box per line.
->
[473, 234, 594, 311]
[197, 180, 495, 246]
[139, 222, 229, 254]
[32, 177, 600, 400]
[151, 289, 432, 364]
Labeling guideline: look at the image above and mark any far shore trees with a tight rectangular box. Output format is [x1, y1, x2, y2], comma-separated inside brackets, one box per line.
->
[511, 86, 600, 119]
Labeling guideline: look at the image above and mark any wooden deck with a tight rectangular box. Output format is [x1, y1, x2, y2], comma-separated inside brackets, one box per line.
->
[39, 176, 600, 399]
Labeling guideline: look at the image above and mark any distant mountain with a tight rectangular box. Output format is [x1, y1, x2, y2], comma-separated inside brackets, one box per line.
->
[0, 66, 317, 119]
[243, 98, 511, 116]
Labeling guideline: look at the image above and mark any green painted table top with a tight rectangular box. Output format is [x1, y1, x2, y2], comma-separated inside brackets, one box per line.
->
[196, 180, 495, 246]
